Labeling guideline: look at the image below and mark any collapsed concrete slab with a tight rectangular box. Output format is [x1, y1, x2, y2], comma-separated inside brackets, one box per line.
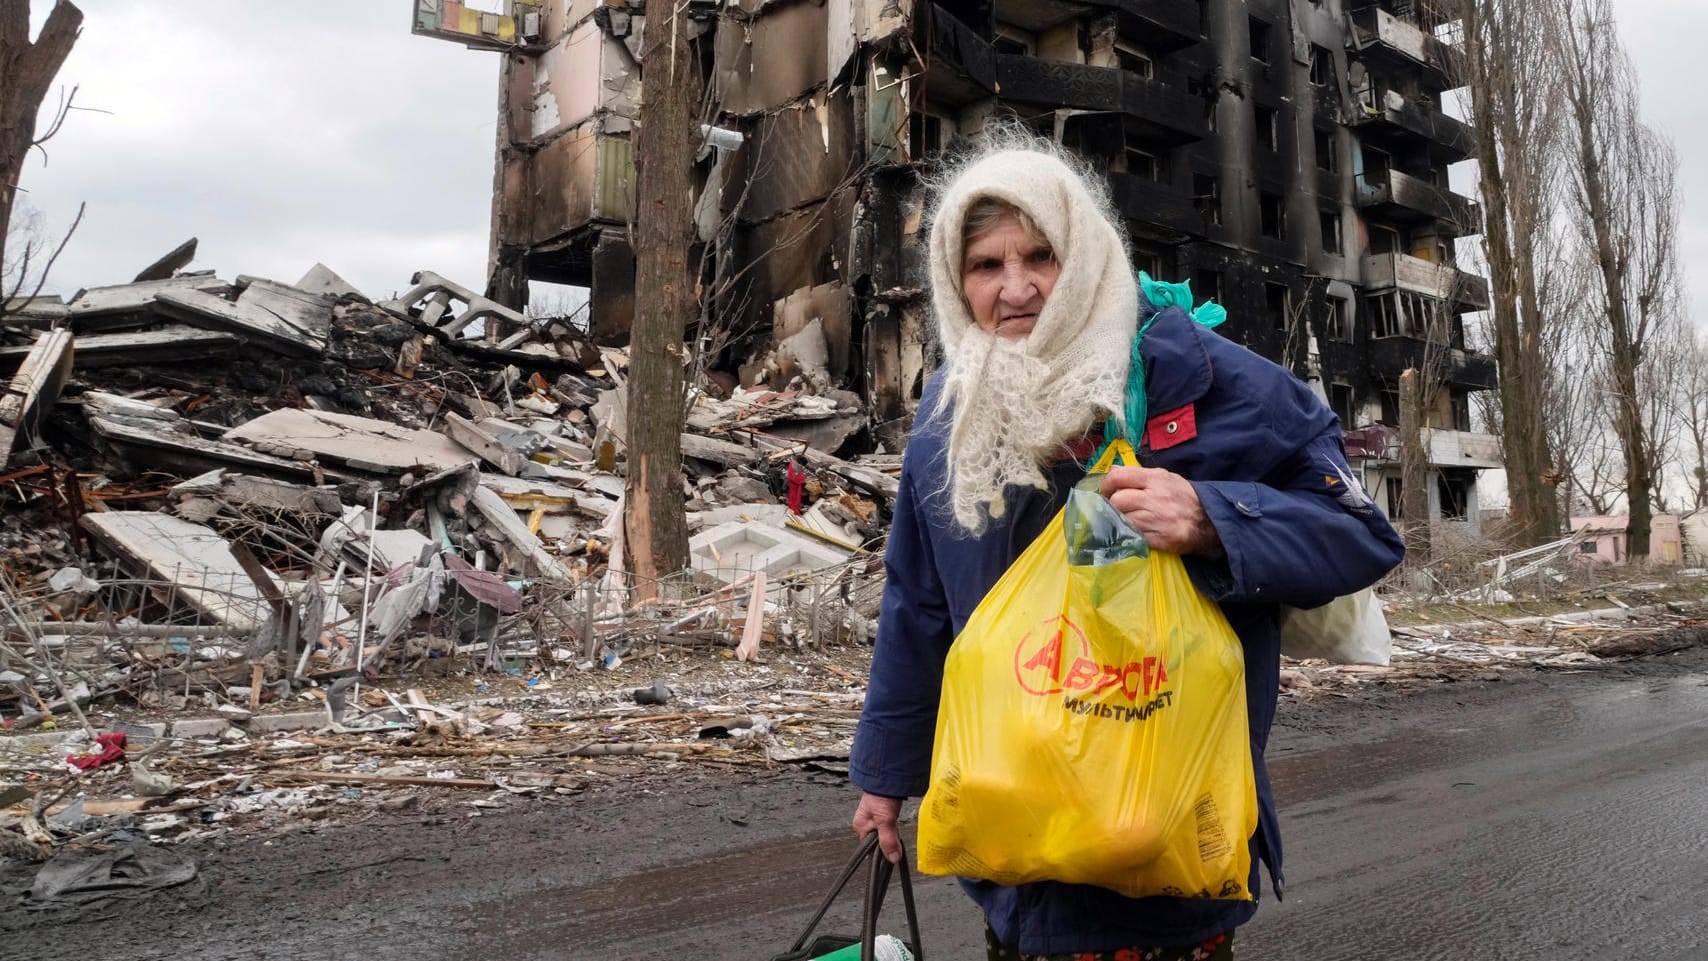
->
[0, 326, 240, 369]
[80, 512, 276, 630]
[65, 273, 231, 333]
[82, 392, 330, 483]
[0, 329, 74, 468]
[224, 408, 477, 475]
[294, 263, 365, 300]
[154, 277, 332, 358]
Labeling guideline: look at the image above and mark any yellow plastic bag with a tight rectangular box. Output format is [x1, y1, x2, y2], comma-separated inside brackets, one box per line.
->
[917, 441, 1256, 900]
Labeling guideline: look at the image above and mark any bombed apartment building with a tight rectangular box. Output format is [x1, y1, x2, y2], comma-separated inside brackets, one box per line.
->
[414, 0, 1499, 531]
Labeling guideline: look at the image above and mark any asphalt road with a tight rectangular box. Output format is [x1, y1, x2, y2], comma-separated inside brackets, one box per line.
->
[7, 646, 1707, 961]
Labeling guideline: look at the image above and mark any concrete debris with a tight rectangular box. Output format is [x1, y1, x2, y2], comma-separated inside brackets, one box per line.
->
[0, 258, 923, 856]
[0, 329, 74, 469]
[0, 256, 901, 788]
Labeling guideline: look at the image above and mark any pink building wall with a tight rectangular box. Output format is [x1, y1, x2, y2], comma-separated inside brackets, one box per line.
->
[1569, 514, 1683, 565]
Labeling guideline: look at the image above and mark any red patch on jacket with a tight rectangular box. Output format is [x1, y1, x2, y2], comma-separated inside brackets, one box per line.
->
[1145, 404, 1198, 451]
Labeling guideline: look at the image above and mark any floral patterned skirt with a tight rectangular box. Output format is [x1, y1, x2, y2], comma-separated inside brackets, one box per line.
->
[984, 926, 1234, 961]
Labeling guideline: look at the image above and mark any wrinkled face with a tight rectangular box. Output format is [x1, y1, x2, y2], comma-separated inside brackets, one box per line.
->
[960, 213, 1060, 340]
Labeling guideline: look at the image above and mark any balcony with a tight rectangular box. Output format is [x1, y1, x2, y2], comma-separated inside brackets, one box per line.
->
[996, 56, 1209, 143]
[912, 3, 998, 104]
[1341, 425, 1503, 468]
[1368, 337, 1499, 391]
[1427, 430, 1504, 470]
[1347, 6, 1466, 87]
[1348, 87, 1474, 163]
[1362, 252, 1490, 312]
[1086, 0, 1200, 52]
[1356, 169, 1480, 233]
[1108, 173, 1205, 240]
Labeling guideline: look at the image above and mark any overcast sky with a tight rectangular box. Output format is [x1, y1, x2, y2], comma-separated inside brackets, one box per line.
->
[15, 0, 1708, 318]
[17, 2, 498, 301]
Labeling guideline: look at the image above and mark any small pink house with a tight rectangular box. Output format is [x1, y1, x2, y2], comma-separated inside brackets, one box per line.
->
[1569, 514, 1683, 565]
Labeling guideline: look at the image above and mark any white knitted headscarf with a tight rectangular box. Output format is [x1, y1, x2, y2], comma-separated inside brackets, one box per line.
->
[927, 140, 1138, 533]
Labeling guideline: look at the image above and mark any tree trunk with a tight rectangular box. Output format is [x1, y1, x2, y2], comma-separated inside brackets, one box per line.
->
[0, 2, 83, 275]
[1563, 85, 1651, 556]
[622, 0, 699, 594]
[1400, 369, 1432, 565]
[1462, 0, 1537, 546]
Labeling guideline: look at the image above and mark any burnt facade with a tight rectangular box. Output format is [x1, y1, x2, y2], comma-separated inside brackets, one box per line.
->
[465, 0, 1499, 528]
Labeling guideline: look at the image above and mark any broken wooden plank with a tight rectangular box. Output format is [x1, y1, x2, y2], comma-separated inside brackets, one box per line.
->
[480, 473, 615, 519]
[0, 329, 74, 468]
[680, 431, 760, 468]
[747, 431, 900, 500]
[442, 412, 526, 475]
[471, 484, 572, 579]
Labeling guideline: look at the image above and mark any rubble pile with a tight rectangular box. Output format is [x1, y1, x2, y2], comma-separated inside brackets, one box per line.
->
[0, 258, 896, 755]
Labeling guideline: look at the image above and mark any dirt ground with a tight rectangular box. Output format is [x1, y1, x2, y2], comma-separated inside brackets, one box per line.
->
[5, 636, 1705, 961]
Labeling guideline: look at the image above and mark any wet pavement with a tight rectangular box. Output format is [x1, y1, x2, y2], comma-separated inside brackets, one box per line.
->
[6, 647, 1707, 961]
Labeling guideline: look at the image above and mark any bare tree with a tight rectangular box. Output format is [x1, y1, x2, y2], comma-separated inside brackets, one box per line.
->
[1547, 0, 1682, 559]
[0, 2, 83, 281]
[1462, 0, 1565, 547]
[1675, 327, 1708, 513]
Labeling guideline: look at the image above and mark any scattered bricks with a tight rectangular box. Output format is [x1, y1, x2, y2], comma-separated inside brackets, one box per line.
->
[243, 709, 327, 734]
[112, 720, 168, 743]
[170, 717, 235, 739]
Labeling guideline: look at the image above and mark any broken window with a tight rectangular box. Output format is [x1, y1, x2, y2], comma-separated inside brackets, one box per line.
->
[1452, 391, 1472, 431]
[1191, 269, 1222, 306]
[1126, 146, 1162, 181]
[1579, 541, 1599, 555]
[1116, 43, 1154, 79]
[1320, 210, 1343, 255]
[1194, 174, 1222, 226]
[1266, 283, 1290, 331]
[1260, 191, 1286, 239]
[1367, 291, 1450, 342]
[993, 33, 1031, 56]
[1330, 383, 1356, 426]
[1369, 294, 1400, 338]
[907, 104, 956, 161]
[1438, 474, 1469, 520]
[1315, 128, 1338, 171]
[1323, 293, 1352, 341]
[1386, 477, 1404, 519]
[1249, 17, 1271, 62]
[1369, 223, 1402, 255]
[1134, 250, 1165, 280]
[1381, 388, 1401, 426]
[1255, 105, 1279, 152]
[1310, 45, 1333, 86]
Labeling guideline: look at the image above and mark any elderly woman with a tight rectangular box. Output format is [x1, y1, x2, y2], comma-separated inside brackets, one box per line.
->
[848, 131, 1404, 960]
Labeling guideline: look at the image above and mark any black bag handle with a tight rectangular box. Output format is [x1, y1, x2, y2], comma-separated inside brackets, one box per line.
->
[787, 833, 924, 960]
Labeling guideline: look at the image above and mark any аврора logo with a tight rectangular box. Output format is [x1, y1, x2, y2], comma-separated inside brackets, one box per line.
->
[1012, 615, 1169, 700]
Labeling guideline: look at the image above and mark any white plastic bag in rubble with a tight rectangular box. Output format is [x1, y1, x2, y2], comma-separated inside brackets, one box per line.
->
[1279, 587, 1392, 666]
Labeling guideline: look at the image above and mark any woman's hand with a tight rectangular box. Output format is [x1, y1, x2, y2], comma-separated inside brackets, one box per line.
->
[1100, 466, 1224, 557]
[852, 792, 904, 863]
